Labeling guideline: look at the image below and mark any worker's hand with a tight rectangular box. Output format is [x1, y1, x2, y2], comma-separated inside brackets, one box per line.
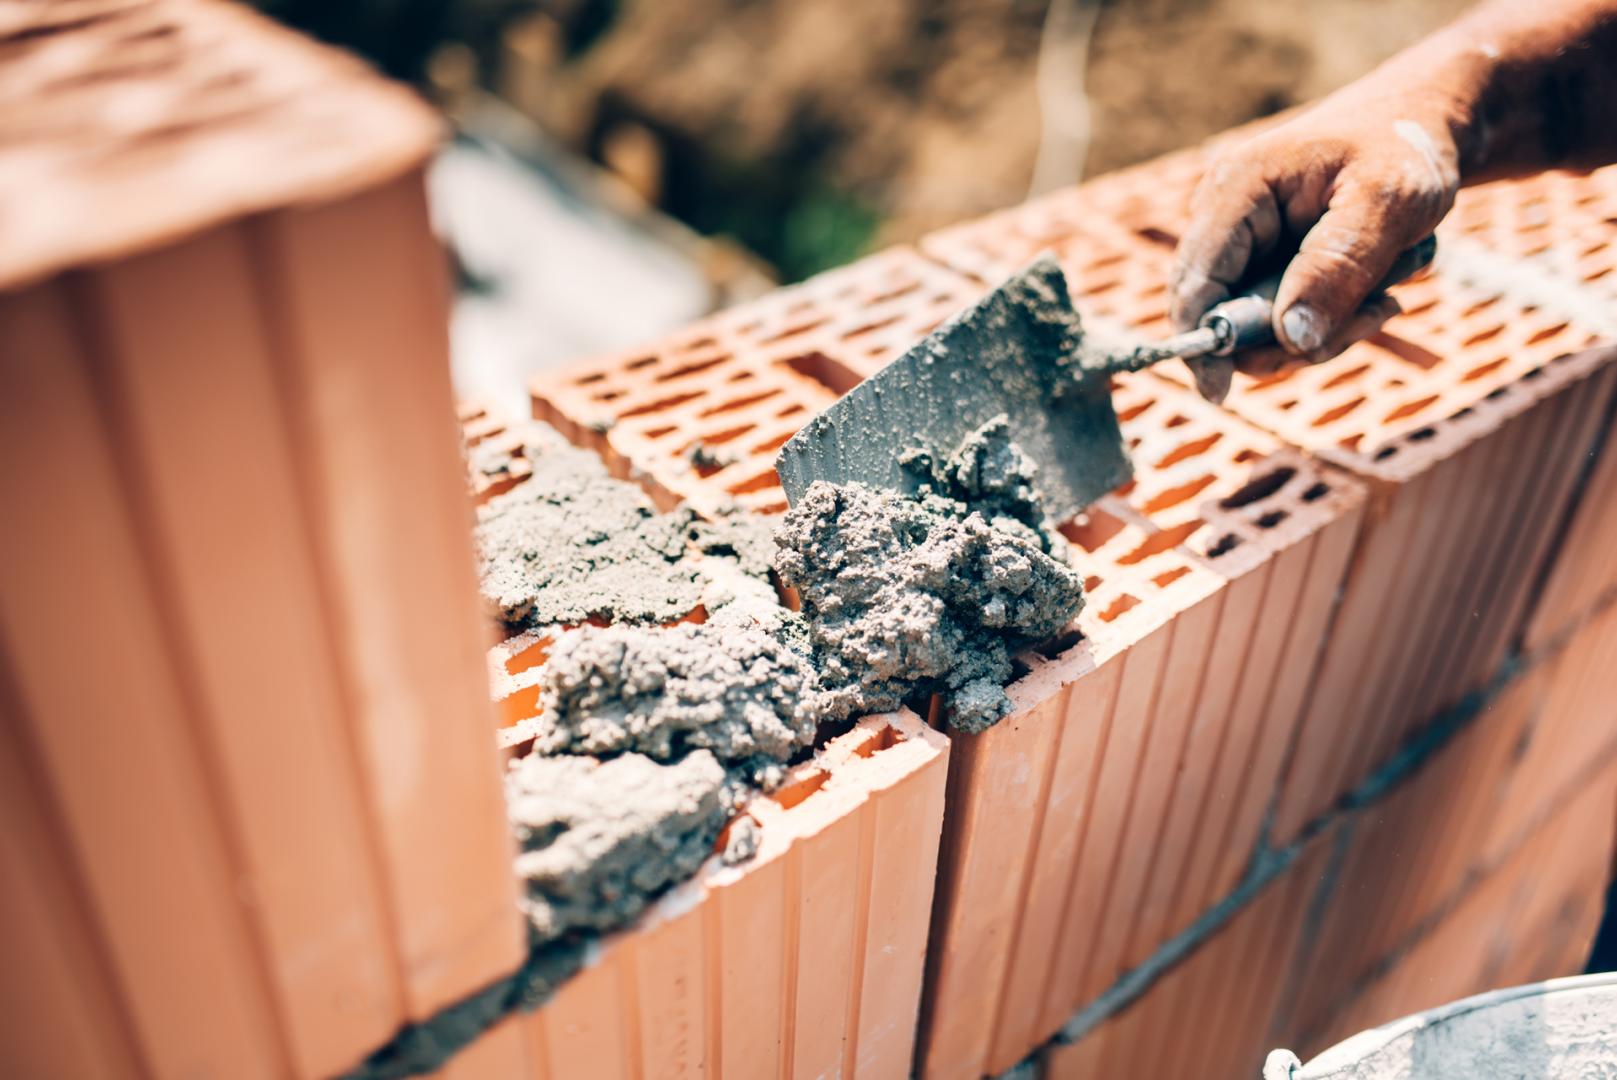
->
[1170, 95, 1460, 402]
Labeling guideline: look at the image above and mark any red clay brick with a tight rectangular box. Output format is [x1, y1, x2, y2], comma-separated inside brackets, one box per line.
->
[0, 0, 439, 294]
[1040, 833, 1332, 1080]
[1522, 408, 1617, 653]
[1, 20, 527, 1071]
[1283, 598, 1617, 1048]
[919, 451, 1365, 1079]
[1484, 599, 1617, 863]
[1038, 702, 1617, 1078]
[1445, 167, 1617, 292]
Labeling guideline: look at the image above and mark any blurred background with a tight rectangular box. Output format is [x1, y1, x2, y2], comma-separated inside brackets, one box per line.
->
[249, 0, 1473, 404]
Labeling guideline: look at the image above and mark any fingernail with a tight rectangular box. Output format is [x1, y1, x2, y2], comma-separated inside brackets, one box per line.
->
[1281, 304, 1325, 353]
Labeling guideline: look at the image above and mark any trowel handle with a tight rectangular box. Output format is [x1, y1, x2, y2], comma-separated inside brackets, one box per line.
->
[1198, 235, 1438, 357]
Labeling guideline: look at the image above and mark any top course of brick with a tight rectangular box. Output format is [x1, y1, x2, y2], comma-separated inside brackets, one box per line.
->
[535, 144, 1617, 528]
[531, 247, 987, 516]
[0, 0, 440, 290]
[921, 146, 1617, 470]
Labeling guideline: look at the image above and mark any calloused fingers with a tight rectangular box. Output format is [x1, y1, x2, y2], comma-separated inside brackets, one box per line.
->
[1293, 293, 1403, 365]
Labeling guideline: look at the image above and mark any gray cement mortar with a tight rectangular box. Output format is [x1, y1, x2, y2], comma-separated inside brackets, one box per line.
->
[396, 414, 1082, 1080]
[340, 937, 588, 1080]
[473, 427, 791, 631]
[534, 621, 821, 788]
[476, 425, 805, 949]
[506, 750, 733, 947]
[776, 474, 1085, 733]
[899, 413, 1066, 554]
[473, 434, 707, 628]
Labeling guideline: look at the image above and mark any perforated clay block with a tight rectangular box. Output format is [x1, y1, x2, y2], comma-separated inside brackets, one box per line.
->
[918, 378, 1368, 1080]
[530, 248, 984, 516]
[527, 246, 1374, 1079]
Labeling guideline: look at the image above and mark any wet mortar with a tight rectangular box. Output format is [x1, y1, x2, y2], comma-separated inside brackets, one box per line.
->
[775, 470, 1084, 734]
[535, 621, 821, 788]
[506, 750, 733, 946]
[473, 429, 708, 628]
[485, 416, 1085, 939]
[350, 409, 1088, 1075]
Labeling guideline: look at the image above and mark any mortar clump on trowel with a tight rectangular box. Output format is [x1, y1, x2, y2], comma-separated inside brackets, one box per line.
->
[776, 256, 1135, 522]
[773, 257, 1115, 733]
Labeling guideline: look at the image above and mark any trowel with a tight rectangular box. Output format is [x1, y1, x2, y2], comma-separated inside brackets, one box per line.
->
[775, 240, 1435, 521]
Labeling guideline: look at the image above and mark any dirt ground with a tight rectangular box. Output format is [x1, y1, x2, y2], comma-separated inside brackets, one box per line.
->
[510, 0, 1475, 278]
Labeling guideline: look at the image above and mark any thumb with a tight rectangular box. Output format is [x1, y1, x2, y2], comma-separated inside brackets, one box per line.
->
[1270, 193, 1421, 355]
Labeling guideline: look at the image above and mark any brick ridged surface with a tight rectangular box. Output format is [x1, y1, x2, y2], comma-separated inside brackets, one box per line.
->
[1301, 774, 1615, 1058]
[1283, 595, 1617, 1049]
[1041, 833, 1334, 1080]
[1521, 402, 1617, 652]
[0, 176, 528, 1079]
[0, 8, 529, 1076]
[1266, 345, 1617, 844]
[920, 388, 1369, 1080]
[433, 711, 950, 1080]
[1037, 576, 1617, 1077]
[1043, 748, 1617, 1079]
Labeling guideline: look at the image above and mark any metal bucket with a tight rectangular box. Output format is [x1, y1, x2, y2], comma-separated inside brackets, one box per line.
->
[1265, 972, 1617, 1079]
